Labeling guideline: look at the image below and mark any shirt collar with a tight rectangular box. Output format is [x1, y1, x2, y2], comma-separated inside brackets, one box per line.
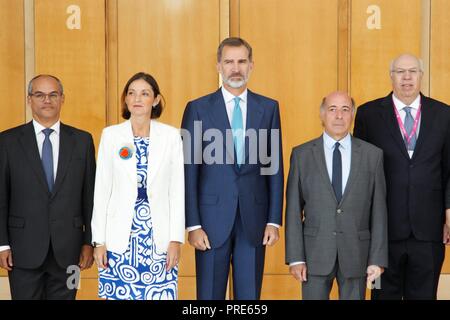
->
[33, 119, 61, 136]
[221, 86, 248, 104]
[323, 131, 351, 150]
[392, 94, 421, 111]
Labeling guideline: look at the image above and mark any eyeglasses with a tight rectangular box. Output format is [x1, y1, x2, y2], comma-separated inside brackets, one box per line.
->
[29, 92, 62, 102]
[391, 68, 422, 76]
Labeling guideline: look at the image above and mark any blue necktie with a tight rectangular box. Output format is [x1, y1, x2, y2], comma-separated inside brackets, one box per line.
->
[231, 97, 244, 167]
[403, 106, 416, 151]
[332, 142, 342, 202]
[42, 128, 54, 192]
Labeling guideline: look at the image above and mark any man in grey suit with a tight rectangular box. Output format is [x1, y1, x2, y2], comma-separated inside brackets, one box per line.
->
[285, 91, 388, 300]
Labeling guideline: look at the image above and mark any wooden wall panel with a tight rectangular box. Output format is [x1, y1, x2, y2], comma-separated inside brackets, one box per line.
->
[431, 0, 450, 274]
[351, 0, 422, 106]
[34, 0, 106, 146]
[0, 0, 25, 131]
[116, 0, 220, 129]
[239, 0, 339, 275]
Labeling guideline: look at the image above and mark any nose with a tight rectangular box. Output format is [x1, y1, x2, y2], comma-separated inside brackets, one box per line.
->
[335, 110, 343, 119]
[43, 94, 52, 103]
[403, 70, 413, 79]
[135, 94, 142, 102]
[231, 62, 239, 72]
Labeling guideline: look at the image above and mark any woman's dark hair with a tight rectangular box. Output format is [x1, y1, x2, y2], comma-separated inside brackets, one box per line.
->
[121, 72, 164, 119]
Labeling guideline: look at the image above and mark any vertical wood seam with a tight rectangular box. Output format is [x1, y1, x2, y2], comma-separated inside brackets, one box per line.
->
[24, 0, 35, 122]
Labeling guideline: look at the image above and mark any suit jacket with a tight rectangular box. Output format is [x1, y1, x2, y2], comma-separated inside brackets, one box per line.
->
[354, 93, 450, 241]
[285, 135, 388, 278]
[181, 88, 284, 248]
[91, 120, 185, 254]
[0, 121, 95, 269]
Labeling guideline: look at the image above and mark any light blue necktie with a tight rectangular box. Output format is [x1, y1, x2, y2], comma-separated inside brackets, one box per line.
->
[41, 128, 54, 192]
[403, 106, 416, 151]
[231, 96, 244, 167]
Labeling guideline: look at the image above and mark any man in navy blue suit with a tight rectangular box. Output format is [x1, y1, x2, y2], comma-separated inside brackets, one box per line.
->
[181, 37, 284, 300]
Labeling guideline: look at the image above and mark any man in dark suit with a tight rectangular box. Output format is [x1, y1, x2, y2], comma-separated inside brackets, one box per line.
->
[181, 37, 284, 299]
[354, 54, 450, 299]
[0, 74, 96, 299]
[285, 91, 388, 300]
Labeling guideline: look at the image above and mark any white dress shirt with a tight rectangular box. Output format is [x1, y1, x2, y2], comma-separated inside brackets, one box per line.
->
[187, 87, 279, 232]
[392, 94, 421, 158]
[289, 132, 352, 267]
[0, 120, 60, 253]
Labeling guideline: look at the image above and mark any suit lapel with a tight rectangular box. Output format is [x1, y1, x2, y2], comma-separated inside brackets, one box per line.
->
[120, 120, 138, 185]
[147, 120, 166, 186]
[19, 122, 49, 192]
[312, 137, 338, 202]
[341, 136, 362, 204]
[380, 94, 410, 160]
[52, 123, 75, 197]
[411, 94, 435, 161]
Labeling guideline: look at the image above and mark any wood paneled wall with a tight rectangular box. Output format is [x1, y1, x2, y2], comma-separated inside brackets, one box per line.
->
[0, 0, 449, 299]
[0, 0, 25, 131]
[34, 0, 106, 146]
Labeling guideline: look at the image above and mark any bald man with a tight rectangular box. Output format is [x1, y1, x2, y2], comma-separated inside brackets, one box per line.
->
[354, 54, 450, 299]
[285, 92, 388, 300]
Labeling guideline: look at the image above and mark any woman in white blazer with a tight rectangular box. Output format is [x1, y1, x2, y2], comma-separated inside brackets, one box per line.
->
[91, 72, 185, 300]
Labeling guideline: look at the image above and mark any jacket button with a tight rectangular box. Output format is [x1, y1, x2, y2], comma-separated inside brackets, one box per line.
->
[336, 209, 343, 214]
[333, 232, 337, 236]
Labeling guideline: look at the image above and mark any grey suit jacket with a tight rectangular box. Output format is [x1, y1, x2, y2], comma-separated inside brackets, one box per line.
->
[285, 135, 388, 278]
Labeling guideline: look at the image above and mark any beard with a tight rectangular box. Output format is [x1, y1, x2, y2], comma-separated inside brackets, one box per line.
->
[222, 73, 248, 89]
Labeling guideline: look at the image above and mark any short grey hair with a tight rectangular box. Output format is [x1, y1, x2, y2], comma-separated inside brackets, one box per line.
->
[27, 74, 64, 95]
[389, 56, 424, 73]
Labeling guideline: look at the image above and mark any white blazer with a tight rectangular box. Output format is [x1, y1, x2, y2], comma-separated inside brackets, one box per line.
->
[91, 120, 185, 254]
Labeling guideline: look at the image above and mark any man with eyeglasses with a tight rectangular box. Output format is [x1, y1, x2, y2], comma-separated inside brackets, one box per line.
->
[0, 74, 96, 299]
[354, 54, 450, 300]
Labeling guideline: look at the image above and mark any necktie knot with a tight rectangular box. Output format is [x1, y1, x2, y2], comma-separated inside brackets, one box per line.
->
[42, 128, 54, 137]
[334, 142, 340, 150]
[403, 106, 412, 115]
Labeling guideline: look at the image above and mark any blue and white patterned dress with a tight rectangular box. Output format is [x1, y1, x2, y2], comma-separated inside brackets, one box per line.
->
[98, 136, 178, 300]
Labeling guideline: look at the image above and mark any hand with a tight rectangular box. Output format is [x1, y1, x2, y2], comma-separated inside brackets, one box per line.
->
[289, 264, 307, 282]
[262, 225, 279, 246]
[166, 241, 181, 272]
[366, 265, 384, 288]
[0, 249, 13, 271]
[78, 245, 94, 271]
[93, 246, 108, 269]
[443, 223, 450, 245]
[188, 229, 211, 251]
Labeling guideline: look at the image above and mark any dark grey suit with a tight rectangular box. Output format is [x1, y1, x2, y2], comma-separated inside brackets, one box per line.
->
[285, 135, 388, 299]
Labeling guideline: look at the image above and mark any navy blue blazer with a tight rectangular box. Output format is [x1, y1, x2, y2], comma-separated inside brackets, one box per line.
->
[181, 88, 284, 248]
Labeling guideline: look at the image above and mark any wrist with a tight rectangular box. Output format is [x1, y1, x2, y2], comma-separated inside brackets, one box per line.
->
[92, 241, 104, 248]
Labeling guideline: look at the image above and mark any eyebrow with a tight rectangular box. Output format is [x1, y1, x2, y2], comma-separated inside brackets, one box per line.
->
[32, 90, 59, 94]
[128, 89, 151, 92]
